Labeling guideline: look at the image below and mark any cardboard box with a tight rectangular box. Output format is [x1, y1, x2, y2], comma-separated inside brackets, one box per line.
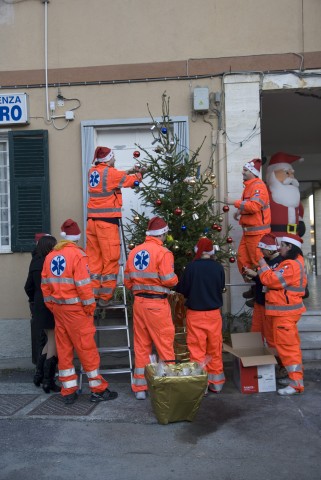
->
[223, 332, 277, 394]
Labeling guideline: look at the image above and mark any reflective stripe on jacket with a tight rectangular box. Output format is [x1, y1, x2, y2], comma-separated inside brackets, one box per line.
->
[87, 163, 142, 219]
[234, 178, 271, 235]
[41, 241, 95, 307]
[258, 255, 307, 316]
[124, 236, 178, 294]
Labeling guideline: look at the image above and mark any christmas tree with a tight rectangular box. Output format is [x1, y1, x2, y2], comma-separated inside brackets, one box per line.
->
[125, 93, 235, 276]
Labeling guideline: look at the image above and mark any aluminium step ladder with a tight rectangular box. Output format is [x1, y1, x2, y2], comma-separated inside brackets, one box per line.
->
[78, 221, 133, 391]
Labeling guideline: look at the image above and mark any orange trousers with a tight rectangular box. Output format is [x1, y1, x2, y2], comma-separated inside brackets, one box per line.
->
[186, 309, 225, 392]
[266, 313, 304, 391]
[86, 219, 120, 301]
[237, 233, 263, 274]
[53, 304, 108, 397]
[132, 296, 175, 393]
[251, 303, 276, 350]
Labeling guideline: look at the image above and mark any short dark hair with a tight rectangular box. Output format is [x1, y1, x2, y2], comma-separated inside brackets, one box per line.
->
[282, 242, 302, 260]
[36, 235, 57, 258]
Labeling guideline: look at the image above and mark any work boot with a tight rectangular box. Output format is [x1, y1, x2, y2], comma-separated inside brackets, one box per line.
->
[135, 391, 147, 400]
[275, 365, 288, 379]
[277, 377, 290, 386]
[208, 384, 222, 394]
[90, 388, 118, 402]
[63, 392, 78, 405]
[42, 356, 61, 393]
[242, 287, 255, 299]
[277, 385, 303, 396]
[33, 353, 47, 387]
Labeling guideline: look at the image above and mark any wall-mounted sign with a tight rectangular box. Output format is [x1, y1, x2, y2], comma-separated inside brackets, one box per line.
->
[0, 93, 29, 126]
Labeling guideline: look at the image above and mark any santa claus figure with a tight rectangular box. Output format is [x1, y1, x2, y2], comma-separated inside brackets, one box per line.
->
[265, 152, 305, 238]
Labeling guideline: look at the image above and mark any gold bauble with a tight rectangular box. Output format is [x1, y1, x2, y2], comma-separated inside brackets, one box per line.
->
[133, 215, 140, 224]
[173, 242, 180, 251]
[128, 242, 135, 250]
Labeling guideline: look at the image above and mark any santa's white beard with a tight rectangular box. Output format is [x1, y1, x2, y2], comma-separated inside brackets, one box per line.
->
[268, 172, 300, 208]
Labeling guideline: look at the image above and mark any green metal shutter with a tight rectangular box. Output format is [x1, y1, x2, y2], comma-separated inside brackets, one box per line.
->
[9, 130, 50, 252]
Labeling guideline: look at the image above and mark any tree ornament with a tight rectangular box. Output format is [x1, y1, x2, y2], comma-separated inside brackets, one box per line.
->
[173, 242, 180, 251]
[155, 199, 162, 206]
[133, 215, 140, 224]
[223, 205, 230, 212]
[217, 226, 222, 232]
[226, 237, 233, 243]
[174, 207, 182, 216]
[183, 176, 197, 185]
[161, 127, 167, 134]
[218, 216, 223, 222]
[154, 146, 163, 154]
[128, 242, 135, 250]
[134, 180, 140, 187]
[211, 223, 219, 230]
[133, 150, 140, 158]
[204, 227, 209, 234]
[210, 173, 216, 180]
[229, 256, 236, 263]
[166, 234, 174, 242]
[192, 212, 199, 220]
[181, 225, 187, 231]
[134, 163, 141, 169]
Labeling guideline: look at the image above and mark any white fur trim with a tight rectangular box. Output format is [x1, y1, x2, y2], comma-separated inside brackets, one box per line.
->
[61, 232, 81, 241]
[244, 162, 260, 177]
[146, 225, 169, 236]
[194, 246, 215, 255]
[282, 236, 302, 248]
[97, 150, 114, 163]
[258, 241, 278, 251]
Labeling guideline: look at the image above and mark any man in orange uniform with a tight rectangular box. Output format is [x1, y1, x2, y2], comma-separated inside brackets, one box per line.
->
[232, 158, 271, 276]
[245, 233, 307, 396]
[124, 216, 178, 400]
[86, 146, 143, 307]
[176, 238, 225, 393]
[41, 219, 118, 405]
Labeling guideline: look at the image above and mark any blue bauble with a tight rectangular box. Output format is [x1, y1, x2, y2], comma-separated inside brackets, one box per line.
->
[204, 227, 209, 233]
[134, 180, 140, 187]
[161, 127, 167, 134]
[181, 225, 187, 231]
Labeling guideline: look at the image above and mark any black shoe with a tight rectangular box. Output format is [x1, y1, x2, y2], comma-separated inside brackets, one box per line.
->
[63, 392, 78, 405]
[42, 356, 61, 393]
[33, 353, 47, 387]
[90, 388, 118, 402]
[245, 298, 255, 308]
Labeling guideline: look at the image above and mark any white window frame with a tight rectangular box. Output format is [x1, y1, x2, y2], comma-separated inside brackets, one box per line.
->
[0, 131, 11, 253]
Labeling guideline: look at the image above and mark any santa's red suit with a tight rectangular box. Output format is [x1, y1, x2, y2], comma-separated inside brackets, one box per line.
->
[266, 152, 305, 238]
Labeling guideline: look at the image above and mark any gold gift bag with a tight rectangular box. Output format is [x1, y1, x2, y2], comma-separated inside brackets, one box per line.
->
[145, 363, 208, 425]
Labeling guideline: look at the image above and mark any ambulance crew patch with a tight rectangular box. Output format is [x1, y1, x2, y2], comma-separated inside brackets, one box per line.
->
[134, 250, 150, 271]
[50, 255, 66, 276]
[89, 170, 100, 188]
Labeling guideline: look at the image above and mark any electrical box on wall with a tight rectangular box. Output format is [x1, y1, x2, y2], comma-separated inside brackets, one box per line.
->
[193, 87, 209, 112]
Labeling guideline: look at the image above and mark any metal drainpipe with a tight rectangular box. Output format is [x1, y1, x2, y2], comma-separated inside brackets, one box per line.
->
[43, 0, 50, 121]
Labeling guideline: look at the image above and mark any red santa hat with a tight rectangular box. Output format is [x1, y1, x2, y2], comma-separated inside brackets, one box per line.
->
[281, 233, 303, 249]
[243, 158, 262, 177]
[34, 233, 50, 243]
[60, 218, 81, 241]
[267, 152, 304, 174]
[146, 216, 169, 236]
[258, 233, 279, 251]
[92, 146, 114, 164]
[194, 238, 215, 259]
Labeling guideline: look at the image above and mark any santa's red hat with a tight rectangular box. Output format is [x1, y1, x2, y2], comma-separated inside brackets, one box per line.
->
[92, 146, 114, 164]
[281, 233, 303, 249]
[258, 233, 279, 251]
[60, 218, 81, 241]
[34, 233, 50, 243]
[267, 152, 304, 173]
[146, 217, 169, 236]
[243, 158, 262, 177]
[194, 238, 215, 259]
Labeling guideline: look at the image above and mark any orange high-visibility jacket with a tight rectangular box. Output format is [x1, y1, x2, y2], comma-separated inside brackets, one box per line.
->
[124, 236, 178, 295]
[41, 241, 96, 309]
[258, 255, 307, 316]
[234, 178, 271, 235]
[87, 164, 142, 219]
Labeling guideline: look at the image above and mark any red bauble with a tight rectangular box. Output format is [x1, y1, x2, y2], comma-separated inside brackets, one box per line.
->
[133, 150, 140, 158]
[211, 223, 219, 230]
[223, 205, 230, 212]
[174, 207, 182, 216]
[155, 199, 162, 206]
[226, 237, 233, 243]
[217, 226, 222, 232]
[229, 256, 236, 263]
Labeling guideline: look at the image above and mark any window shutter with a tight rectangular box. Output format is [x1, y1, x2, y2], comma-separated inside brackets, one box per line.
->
[9, 130, 50, 252]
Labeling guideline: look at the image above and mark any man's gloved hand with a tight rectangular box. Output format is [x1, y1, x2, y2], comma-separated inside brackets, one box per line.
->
[84, 304, 96, 317]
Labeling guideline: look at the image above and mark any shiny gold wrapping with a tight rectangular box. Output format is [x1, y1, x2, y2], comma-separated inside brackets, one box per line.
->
[145, 363, 208, 425]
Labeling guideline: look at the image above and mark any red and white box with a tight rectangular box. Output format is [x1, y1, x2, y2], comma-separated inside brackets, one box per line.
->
[223, 332, 277, 394]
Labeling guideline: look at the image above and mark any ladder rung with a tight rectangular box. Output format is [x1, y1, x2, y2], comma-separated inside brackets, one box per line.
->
[96, 304, 126, 310]
[96, 325, 128, 331]
[98, 346, 131, 353]
[99, 368, 132, 375]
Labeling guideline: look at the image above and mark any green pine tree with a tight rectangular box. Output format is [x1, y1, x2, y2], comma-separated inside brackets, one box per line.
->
[125, 93, 235, 276]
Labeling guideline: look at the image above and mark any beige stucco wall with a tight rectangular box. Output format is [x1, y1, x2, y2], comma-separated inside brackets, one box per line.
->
[1, 0, 321, 71]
